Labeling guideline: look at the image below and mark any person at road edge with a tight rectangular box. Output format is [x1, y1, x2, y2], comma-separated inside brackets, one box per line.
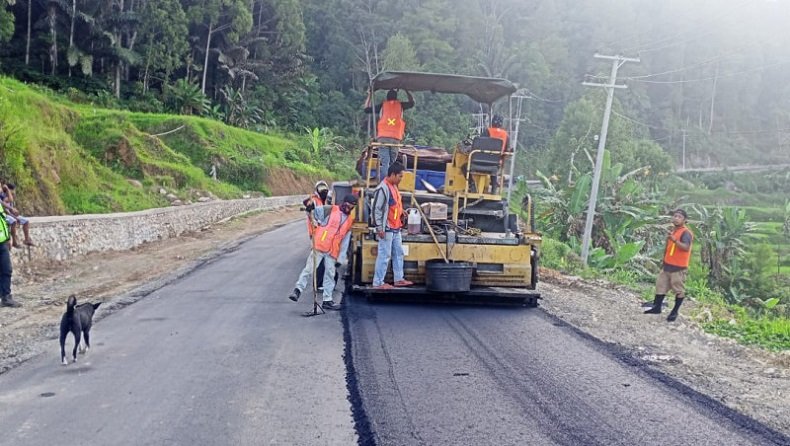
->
[644, 208, 693, 322]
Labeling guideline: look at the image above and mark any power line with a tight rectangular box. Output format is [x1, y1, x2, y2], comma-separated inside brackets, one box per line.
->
[611, 110, 671, 131]
[627, 59, 790, 84]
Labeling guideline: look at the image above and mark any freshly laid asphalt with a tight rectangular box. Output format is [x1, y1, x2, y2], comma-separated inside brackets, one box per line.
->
[0, 221, 787, 446]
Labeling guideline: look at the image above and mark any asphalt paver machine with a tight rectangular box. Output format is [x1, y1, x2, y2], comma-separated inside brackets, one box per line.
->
[336, 71, 541, 305]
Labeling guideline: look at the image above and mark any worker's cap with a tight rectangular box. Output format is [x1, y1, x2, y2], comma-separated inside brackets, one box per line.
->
[314, 180, 329, 192]
[342, 194, 358, 206]
[672, 208, 688, 219]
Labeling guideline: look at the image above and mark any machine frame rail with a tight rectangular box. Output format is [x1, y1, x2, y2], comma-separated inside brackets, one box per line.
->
[351, 285, 541, 307]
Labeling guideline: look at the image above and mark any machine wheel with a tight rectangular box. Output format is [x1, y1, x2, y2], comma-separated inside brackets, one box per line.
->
[345, 247, 363, 294]
[529, 248, 539, 290]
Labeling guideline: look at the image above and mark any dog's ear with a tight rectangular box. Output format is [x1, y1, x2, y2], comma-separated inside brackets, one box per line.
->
[93, 302, 102, 310]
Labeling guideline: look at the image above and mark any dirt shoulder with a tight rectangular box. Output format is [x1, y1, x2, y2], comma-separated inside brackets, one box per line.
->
[539, 269, 790, 436]
[2, 209, 787, 436]
[0, 207, 303, 373]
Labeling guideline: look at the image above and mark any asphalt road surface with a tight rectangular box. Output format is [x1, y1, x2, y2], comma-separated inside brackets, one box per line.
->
[0, 221, 787, 446]
[0, 222, 356, 446]
[346, 299, 789, 446]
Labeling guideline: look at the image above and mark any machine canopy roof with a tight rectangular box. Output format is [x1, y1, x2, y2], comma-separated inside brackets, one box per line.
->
[371, 71, 517, 104]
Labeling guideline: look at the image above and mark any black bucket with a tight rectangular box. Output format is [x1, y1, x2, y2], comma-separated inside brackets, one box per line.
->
[425, 259, 473, 293]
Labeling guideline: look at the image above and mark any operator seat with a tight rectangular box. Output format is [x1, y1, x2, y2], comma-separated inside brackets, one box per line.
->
[468, 136, 503, 175]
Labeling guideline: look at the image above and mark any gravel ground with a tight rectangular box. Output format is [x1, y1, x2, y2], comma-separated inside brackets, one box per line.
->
[539, 269, 790, 436]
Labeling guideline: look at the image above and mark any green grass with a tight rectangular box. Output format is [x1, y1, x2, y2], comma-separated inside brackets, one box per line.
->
[537, 236, 789, 351]
[704, 316, 790, 351]
[0, 76, 332, 215]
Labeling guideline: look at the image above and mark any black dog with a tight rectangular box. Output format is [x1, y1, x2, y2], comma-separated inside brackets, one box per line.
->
[59, 295, 101, 365]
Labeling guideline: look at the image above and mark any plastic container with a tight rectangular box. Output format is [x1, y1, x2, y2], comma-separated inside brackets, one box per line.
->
[425, 259, 473, 293]
[407, 208, 421, 235]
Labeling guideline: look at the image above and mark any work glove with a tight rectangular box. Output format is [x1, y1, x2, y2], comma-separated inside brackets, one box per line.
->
[304, 202, 315, 213]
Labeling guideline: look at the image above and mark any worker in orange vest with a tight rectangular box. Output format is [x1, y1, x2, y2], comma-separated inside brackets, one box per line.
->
[289, 194, 358, 310]
[371, 163, 414, 290]
[483, 114, 509, 153]
[482, 114, 509, 193]
[364, 89, 415, 182]
[302, 180, 334, 290]
[644, 209, 694, 321]
[303, 181, 329, 238]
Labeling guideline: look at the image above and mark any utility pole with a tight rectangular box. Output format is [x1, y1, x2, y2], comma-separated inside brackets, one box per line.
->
[506, 90, 529, 202]
[580, 54, 639, 265]
[681, 129, 687, 171]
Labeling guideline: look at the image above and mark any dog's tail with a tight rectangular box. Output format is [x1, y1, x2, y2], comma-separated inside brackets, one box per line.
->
[66, 295, 77, 315]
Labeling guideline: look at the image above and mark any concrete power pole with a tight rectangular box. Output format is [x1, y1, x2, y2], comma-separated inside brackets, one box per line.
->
[580, 54, 639, 265]
[506, 90, 529, 203]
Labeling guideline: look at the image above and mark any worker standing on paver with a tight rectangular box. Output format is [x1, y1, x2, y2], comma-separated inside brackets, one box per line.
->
[364, 89, 415, 183]
[371, 163, 414, 290]
[288, 194, 358, 310]
[644, 209, 693, 322]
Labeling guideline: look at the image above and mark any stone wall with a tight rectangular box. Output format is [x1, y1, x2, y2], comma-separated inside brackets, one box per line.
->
[10, 196, 303, 265]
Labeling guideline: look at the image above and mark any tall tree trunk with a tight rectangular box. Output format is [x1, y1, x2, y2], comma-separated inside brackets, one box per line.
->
[48, 5, 58, 76]
[201, 21, 213, 95]
[708, 62, 719, 135]
[115, 64, 121, 98]
[25, 0, 32, 65]
[142, 57, 151, 94]
[69, 0, 76, 77]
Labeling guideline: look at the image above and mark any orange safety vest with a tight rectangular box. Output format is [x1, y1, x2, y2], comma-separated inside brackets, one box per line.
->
[313, 206, 355, 259]
[487, 127, 508, 153]
[663, 227, 693, 268]
[305, 194, 325, 237]
[385, 180, 404, 230]
[377, 100, 406, 140]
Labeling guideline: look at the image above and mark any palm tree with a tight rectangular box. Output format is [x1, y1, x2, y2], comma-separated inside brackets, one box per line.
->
[168, 79, 209, 116]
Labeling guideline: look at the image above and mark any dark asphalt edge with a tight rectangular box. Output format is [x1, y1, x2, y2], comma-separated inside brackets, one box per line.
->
[538, 309, 790, 446]
[0, 218, 297, 376]
[341, 292, 377, 446]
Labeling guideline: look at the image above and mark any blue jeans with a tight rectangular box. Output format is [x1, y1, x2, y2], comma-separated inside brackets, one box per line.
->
[0, 242, 11, 296]
[377, 137, 400, 182]
[373, 231, 404, 286]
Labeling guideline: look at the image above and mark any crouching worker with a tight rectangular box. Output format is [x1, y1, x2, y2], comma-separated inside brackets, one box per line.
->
[288, 194, 358, 310]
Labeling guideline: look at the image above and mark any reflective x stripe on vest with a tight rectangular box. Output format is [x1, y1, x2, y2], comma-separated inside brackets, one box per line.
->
[487, 127, 508, 153]
[663, 227, 692, 268]
[305, 193, 325, 237]
[313, 206, 354, 259]
[377, 100, 406, 140]
[385, 180, 403, 230]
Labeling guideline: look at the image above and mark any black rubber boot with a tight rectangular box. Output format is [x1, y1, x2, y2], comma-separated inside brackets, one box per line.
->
[644, 295, 665, 314]
[288, 288, 301, 302]
[667, 297, 684, 322]
[1, 294, 21, 308]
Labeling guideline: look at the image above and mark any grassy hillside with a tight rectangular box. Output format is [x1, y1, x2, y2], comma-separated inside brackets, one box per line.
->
[0, 77, 329, 215]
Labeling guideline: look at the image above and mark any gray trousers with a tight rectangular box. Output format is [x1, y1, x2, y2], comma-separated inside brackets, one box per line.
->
[294, 250, 337, 302]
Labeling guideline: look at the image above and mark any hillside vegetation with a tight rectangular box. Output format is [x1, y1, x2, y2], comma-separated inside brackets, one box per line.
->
[0, 77, 327, 215]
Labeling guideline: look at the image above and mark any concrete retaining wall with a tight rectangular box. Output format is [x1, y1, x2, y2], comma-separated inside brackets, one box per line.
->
[10, 195, 303, 264]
